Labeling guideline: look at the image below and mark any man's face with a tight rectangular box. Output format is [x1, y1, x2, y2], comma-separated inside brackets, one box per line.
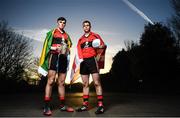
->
[83, 22, 91, 33]
[57, 20, 66, 30]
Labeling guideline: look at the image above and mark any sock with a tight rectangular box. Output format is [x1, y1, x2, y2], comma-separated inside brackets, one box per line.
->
[83, 95, 89, 106]
[59, 96, 65, 107]
[97, 95, 103, 107]
[44, 96, 51, 107]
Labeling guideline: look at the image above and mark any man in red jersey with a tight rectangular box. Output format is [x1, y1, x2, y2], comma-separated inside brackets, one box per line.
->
[76, 20, 106, 114]
[39, 17, 74, 116]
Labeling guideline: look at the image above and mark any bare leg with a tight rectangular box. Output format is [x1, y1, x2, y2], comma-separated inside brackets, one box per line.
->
[92, 73, 102, 95]
[76, 74, 90, 111]
[81, 74, 90, 95]
[45, 70, 56, 98]
[92, 73, 105, 114]
[57, 73, 74, 112]
[57, 73, 66, 98]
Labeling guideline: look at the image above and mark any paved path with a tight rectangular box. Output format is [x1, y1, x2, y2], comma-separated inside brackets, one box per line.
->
[0, 92, 180, 117]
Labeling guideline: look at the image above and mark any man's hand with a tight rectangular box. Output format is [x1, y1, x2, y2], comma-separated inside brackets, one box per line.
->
[56, 45, 62, 53]
[96, 54, 101, 61]
[98, 45, 104, 49]
[56, 45, 62, 51]
[96, 45, 106, 49]
[50, 46, 56, 50]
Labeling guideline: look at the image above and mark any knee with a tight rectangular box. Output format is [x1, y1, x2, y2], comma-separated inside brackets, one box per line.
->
[58, 80, 65, 87]
[83, 82, 89, 88]
[94, 81, 101, 87]
[47, 79, 54, 86]
[47, 76, 55, 86]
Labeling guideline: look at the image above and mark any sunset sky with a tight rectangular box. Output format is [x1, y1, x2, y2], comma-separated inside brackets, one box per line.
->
[0, 0, 174, 83]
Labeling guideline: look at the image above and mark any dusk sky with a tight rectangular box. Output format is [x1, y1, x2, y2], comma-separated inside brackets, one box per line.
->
[0, 0, 174, 83]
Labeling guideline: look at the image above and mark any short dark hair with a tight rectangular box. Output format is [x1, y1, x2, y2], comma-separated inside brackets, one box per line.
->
[57, 17, 66, 23]
[83, 20, 91, 27]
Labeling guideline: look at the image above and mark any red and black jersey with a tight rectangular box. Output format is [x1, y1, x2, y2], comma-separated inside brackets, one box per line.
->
[52, 29, 69, 46]
[77, 32, 105, 59]
[51, 29, 72, 54]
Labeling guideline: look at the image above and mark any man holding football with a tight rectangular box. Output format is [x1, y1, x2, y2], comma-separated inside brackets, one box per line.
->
[76, 20, 106, 114]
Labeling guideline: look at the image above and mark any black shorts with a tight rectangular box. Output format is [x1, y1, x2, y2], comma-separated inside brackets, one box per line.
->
[80, 57, 99, 75]
[48, 54, 68, 73]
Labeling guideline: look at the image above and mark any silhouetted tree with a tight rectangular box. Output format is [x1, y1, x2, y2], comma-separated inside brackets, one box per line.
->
[169, 0, 180, 44]
[139, 23, 178, 91]
[124, 40, 138, 51]
[169, 0, 180, 78]
[104, 48, 135, 92]
[0, 21, 33, 91]
[106, 23, 179, 92]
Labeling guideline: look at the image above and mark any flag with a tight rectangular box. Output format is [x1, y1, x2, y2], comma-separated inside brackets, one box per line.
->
[38, 29, 72, 76]
[70, 48, 81, 84]
[96, 45, 107, 69]
[38, 30, 54, 76]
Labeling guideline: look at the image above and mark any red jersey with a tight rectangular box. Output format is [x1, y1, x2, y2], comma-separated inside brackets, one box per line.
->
[53, 29, 68, 39]
[51, 29, 72, 54]
[77, 32, 105, 59]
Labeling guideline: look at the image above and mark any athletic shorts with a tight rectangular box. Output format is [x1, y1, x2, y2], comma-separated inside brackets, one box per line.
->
[48, 53, 68, 73]
[80, 57, 99, 75]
